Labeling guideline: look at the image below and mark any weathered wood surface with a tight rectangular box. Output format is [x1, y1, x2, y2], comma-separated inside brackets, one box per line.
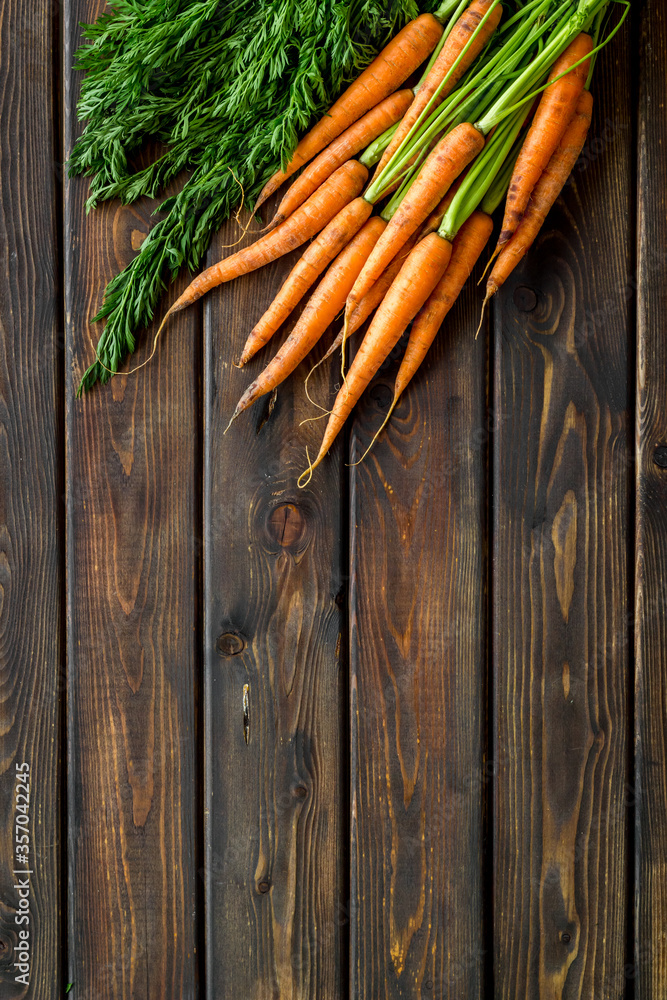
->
[4, 3, 667, 999]
[348, 280, 489, 996]
[0, 3, 63, 997]
[635, 1, 667, 995]
[491, 26, 633, 1000]
[204, 219, 346, 998]
[64, 2, 200, 996]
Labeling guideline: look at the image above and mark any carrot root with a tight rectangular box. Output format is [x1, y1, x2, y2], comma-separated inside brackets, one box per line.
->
[304, 231, 453, 478]
[237, 196, 373, 367]
[231, 216, 387, 419]
[486, 88, 594, 302]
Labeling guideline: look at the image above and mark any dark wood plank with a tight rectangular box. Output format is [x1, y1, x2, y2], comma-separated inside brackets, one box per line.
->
[0, 2, 63, 997]
[64, 3, 199, 995]
[348, 268, 489, 995]
[635, 1, 667, 994]
[491, 27, 633, 1000]
[204, 219, 346, 997]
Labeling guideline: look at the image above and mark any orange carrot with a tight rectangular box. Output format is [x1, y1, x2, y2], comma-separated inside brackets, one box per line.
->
[229, 218, 387, 422]
[486, 89, 593, 302]
[496, 33, 593, 248]
[320, 185, 458, 366]
[394, 210, 493, 400]
[237, 197, 373, 366]
[265, 91, 412, 231]
[299, 231, 453, 483]
[375, 0, 502, 178]
[318, 231, 422, 366]
[161, 161, 367, 326]
[254, 13, 443, 210]
[347, 122, 484, 316]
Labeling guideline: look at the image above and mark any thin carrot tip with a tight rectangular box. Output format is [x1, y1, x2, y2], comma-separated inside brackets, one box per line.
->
[223, 408, 241, 435]
[475, 293, 491, 339]
[297, 447, 315, 489]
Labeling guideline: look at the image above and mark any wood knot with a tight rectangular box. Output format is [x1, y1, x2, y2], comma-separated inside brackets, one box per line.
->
[653, 445, 667, 469]
[257, 879, 271, 894]
[266, 503, 307, 549]
[369, 382, 392, 411]
[131, 229, 147, 251]
[216, 632, 246, 657]
[513, 285, 537, 312]
[293, 784, 308, 800]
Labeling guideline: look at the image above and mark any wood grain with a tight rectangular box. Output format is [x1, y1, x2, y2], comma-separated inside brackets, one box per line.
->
[491, 26, 633, 1000]
[64, 3, 199, 996]
[0, 2, 63, 997]
[348, 270, 489, 996]
[204, 217, 346, 998]
[635, 1, 667, 995]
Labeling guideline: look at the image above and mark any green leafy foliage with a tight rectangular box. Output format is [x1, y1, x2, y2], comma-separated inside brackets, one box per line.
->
[71, 0, 438, 392]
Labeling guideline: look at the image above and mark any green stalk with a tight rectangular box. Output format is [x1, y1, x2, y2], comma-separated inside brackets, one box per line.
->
[370, 0, 567, 200]
[474, 0, 615, 132]
[479, 0, 627, 128]
[480, 137, 521, 214]
[364, 0, 504, 203]
[439, 103, 530, 240]
[360, 122, 399, 168]
[75, 0, 425, 392]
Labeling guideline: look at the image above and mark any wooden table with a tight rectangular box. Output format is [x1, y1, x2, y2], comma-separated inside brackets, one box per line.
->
[1, 2, 665, 997]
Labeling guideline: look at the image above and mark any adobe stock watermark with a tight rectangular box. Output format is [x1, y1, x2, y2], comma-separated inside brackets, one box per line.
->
[13, 762, 32, 988]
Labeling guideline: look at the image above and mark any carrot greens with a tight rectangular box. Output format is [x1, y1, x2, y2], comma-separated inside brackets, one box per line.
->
[71, 0, 440, 393]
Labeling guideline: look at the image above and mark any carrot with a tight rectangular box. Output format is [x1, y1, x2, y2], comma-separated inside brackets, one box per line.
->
[325, 189, 454, 364]
[299, 231, 453, 484]
[237, 197, 373, 366]
[394, 210, 493, 401]
[496, 33, 593, 248]
[254, 14, 443, 210]
[229, 218, 386, 423]
[160, 161, 367, 327]
[346, 122, 484, 317]
[323, 184, 459, 368]
[485, 89, 593, 303]
[318, 232, 422, 368]
[375, 0, 502, 178]
[264, 92, 412, 232]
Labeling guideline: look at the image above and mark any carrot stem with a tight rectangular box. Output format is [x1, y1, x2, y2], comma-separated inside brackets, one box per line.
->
[480, 137, 521, 215]
[365, 0, 503, 203]
[474, 0, 622, 134]
[360, 123, 399, 168]
[371, 0, 567, 200]
[439, 104, 529, 240]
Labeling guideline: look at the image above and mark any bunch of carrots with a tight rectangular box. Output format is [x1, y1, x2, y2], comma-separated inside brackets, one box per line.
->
[124, 0, 627, 481]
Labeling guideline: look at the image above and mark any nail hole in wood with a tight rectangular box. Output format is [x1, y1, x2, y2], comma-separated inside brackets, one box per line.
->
[653, 445, 667, 468]
[216, 632, 246, 656]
